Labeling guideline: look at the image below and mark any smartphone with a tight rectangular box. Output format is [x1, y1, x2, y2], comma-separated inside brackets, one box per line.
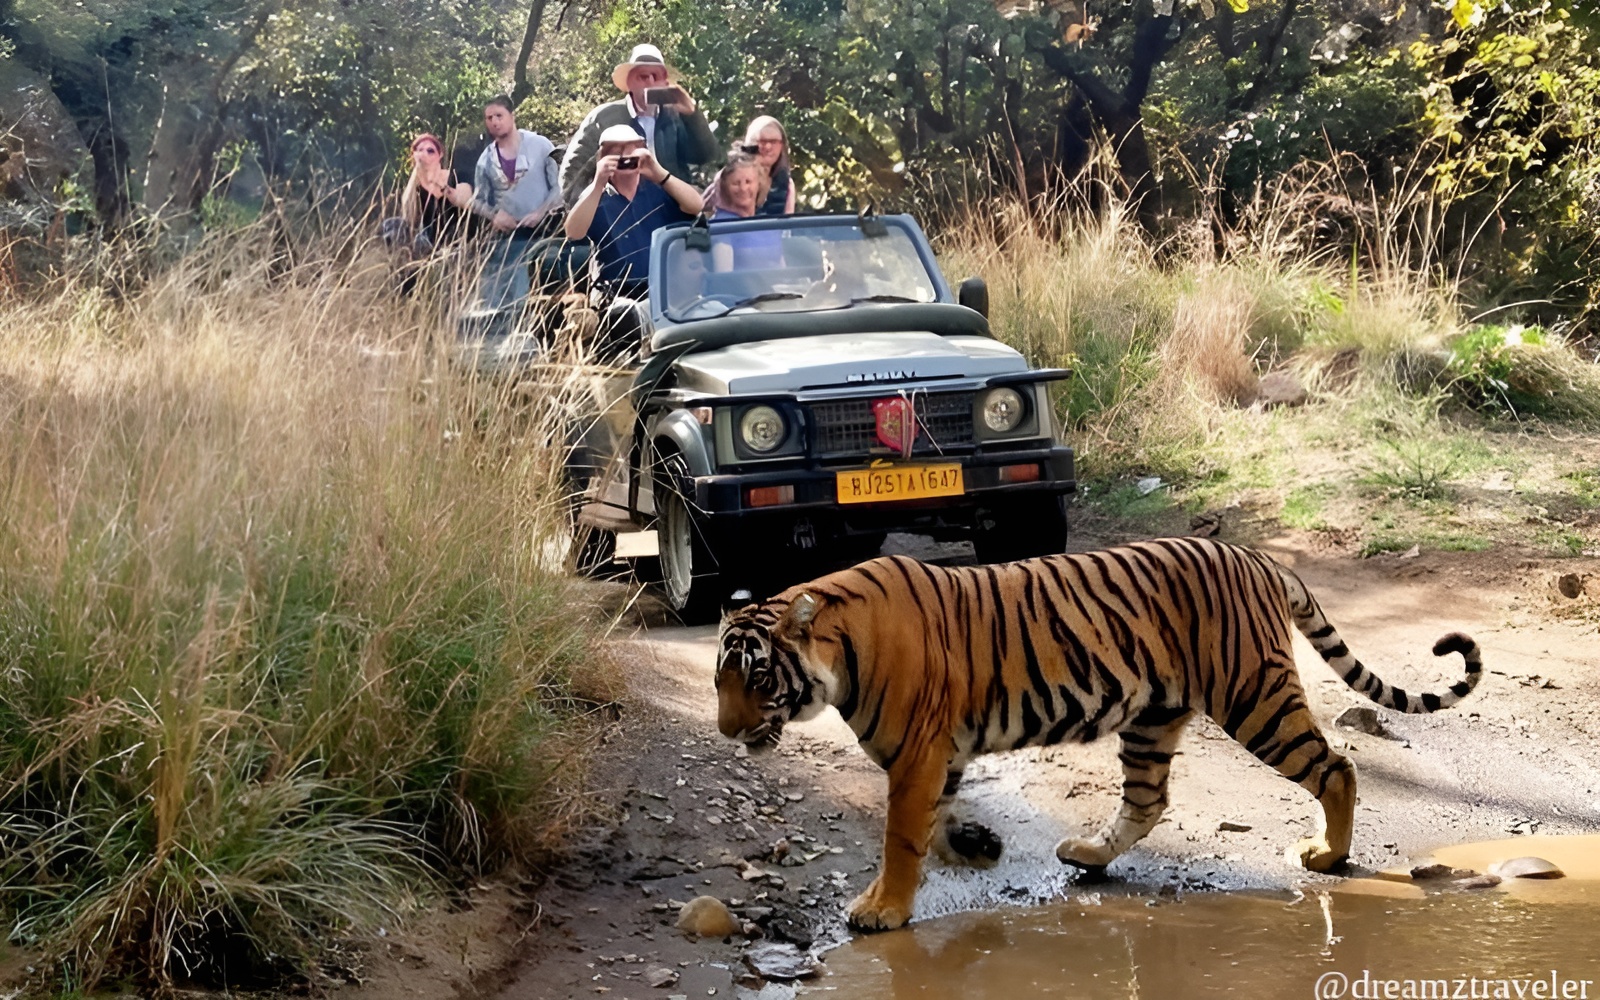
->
[615, 156, 639, 170]
[645, 85, 683, 107]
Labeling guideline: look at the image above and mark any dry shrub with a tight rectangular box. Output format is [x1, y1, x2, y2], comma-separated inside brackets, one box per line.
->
[1163, 276, 1260, 406]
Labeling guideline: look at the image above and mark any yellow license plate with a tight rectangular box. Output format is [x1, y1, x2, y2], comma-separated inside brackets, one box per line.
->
[836, 464, 964, 505]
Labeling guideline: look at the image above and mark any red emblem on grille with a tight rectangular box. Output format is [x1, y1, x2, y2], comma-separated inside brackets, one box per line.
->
[872, 397, 917, 458]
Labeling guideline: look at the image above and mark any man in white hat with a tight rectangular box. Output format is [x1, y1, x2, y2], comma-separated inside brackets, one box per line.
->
[557, 43, 719, 207]
[564, 123, 704, 303]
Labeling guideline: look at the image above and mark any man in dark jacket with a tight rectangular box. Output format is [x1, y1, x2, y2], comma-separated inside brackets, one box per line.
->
[558, 43, 719, 206]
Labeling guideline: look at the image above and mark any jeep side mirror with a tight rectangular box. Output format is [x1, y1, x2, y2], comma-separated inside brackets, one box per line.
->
[958, 277, 989, 318]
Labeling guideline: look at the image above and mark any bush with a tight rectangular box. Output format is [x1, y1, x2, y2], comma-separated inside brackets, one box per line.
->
[1446, 323, 1600, 422]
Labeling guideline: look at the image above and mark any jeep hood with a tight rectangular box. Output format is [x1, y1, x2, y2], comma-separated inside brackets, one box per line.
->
[672, 332, 1028, 395]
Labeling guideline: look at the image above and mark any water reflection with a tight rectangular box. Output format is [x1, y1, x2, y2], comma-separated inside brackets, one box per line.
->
[813, 884, 1600, 999]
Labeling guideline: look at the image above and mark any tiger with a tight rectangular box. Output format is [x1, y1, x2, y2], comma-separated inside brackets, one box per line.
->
[714, 536, 1482, 932]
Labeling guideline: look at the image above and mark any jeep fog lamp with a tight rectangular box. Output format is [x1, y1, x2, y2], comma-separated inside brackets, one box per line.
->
[740, 405, 787, 453]
[980, 387, 1025, 433]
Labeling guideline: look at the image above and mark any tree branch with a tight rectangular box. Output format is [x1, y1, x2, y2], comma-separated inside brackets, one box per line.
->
[1037, 43, 1126, 119]
[1125, 14, 1178, 106]
[1237, 0, 1297, 111]
[1214, 5, 1238, 60]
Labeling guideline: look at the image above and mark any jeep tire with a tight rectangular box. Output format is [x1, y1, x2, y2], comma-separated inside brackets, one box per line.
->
[655, 454, 724, 622]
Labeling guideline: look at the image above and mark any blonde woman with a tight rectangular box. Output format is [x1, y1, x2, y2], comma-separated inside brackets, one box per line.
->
[704, 116, 796, 216]
[708, 152, 781, 271]
[744, 115, 795, 215]
[399, 133, 474, 254]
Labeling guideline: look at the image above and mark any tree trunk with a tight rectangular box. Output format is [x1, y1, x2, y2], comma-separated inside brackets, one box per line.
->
[143, 70, 226, 226]
[85, 121, 133, 227]
[141, 2, 275, 227]
[512, 0, 551, 105]
[1038, 14, 1178, 233]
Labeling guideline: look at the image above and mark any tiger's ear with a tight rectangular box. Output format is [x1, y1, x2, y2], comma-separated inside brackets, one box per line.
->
[775, 592, 820, 642]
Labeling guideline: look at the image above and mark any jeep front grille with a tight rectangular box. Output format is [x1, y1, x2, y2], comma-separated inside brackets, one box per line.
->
[809, 392, 975, 458]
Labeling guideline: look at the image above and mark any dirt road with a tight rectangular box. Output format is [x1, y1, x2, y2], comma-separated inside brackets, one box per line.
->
[454, 530, 1598, 1000]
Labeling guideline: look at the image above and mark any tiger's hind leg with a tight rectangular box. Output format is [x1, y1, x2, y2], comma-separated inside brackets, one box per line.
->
[1228, 671, 1356, 872]
[930, 764, 1002, 868]
[1056, 711, 1190, 872]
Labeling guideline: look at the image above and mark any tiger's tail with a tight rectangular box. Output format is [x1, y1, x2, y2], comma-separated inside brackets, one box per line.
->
[1273, 562, 1483, 713]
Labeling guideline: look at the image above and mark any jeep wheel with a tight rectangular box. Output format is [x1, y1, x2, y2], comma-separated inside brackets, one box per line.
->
[655, 455, 724, 622]
[973, 494, 1068, 564]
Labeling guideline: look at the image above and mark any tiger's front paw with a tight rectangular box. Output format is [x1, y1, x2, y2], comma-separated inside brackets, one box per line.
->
[846, 877, 912, 933]
[1055, 836, 1115, 871]
[1290, 836, 1348, 873]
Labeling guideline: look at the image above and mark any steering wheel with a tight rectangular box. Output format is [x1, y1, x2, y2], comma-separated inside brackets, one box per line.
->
[674, 293, 739, 319]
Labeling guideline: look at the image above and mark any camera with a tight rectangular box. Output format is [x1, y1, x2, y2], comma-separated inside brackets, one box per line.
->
[616, 156, 640, 170]
[644, 86, 683, 107]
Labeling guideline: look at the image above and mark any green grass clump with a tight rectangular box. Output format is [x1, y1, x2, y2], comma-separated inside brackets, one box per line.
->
[1560, 468, 1600, 508]
[1280, 484, 1334, 530]
[1446, 324, 1600, 422]
[0, 224, 606, 990]
[1359, 529, 1493, 557]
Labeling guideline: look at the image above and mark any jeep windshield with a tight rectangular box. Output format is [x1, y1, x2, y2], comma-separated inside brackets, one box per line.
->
[658, 218, 941, 322]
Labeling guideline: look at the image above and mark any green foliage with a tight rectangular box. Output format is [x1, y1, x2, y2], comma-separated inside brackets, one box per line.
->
[1447, 322, 1546, 411]
[1534, 526, 1587, 555]
[1360, 527, 1493, 556]
[1560, 468, 1600, 508]
[1280, 483, 1333, 530]
[1085, 479, 1180, 520]
[1409, 0, 1600, 329]
[512, 0, 1077, 206]
[1446, 323, 1600, 420]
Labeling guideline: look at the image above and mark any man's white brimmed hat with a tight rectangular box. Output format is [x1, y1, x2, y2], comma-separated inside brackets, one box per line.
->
[598, 124, 647, 148]
[612, 43, 671, 91]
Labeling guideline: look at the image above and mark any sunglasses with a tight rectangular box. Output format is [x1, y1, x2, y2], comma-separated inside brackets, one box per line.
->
[413, 145, 440, 155]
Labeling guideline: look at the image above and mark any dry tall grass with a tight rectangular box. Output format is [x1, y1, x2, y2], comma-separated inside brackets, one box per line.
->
[0, 221, 610, 989]
[937, 173, 1600, 484]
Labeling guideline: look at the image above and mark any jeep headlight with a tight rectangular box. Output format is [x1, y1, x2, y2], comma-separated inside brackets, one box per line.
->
[739, 405, 787, 453]
[980, 387, 1025, 434]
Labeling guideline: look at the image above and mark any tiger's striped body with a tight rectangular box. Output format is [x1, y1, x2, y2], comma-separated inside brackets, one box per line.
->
[715, 537, 1482, 932]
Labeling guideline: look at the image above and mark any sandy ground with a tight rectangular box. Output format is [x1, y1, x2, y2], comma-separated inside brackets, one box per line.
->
[419, 523, 1600, 1000]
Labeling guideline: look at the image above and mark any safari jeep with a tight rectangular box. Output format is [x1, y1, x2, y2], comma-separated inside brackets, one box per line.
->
[567, 211, 1075, 620]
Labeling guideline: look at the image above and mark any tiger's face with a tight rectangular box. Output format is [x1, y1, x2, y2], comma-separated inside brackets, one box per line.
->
[715, 595, 824, 749]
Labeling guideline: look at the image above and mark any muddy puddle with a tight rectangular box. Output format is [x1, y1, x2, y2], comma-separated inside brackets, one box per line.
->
[807, 837, 1600, 999]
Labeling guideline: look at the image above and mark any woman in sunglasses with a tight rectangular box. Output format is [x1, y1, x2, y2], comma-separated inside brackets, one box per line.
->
[398, 133, 475, 256]
[743, 116, 795, 216]
[704, 116, 796, 216]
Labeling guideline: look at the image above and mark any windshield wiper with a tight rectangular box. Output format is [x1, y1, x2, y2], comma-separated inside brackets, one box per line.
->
[729, 291, 804, 309]
[849, 294, 924, 304]
[670, 291, 804, 322]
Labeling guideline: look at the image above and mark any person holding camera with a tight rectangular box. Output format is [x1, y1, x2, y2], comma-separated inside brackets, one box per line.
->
[564, 124, 705, 301]
[703, 116, 796, 217]
[471, 96, 563, 309]
[557, 43, 719, 207]
[744, 116, 796, 216]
